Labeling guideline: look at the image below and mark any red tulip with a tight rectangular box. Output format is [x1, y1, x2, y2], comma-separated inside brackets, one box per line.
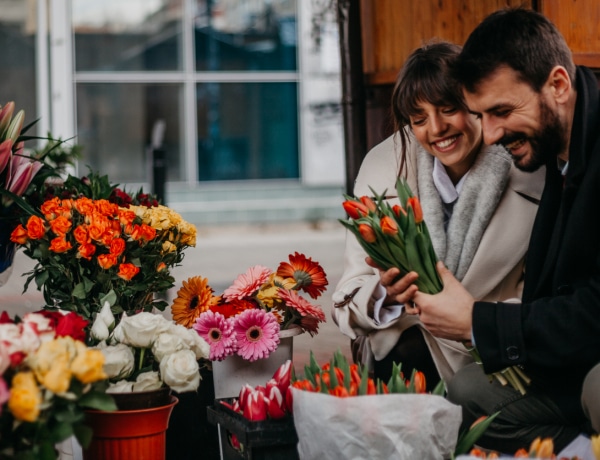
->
[380, 216, 398, 235]
[265, 385, 287, 419]
[342, 200, 369, 219]
[358, 223, 376, 243]
[238, 383, 254, 409]
[360, 196, 377, 212]
[285, 386, 294, 414]
[392, 204, 407, 217]
[242, 390, 268, 421]
[272, 360, 292, 393]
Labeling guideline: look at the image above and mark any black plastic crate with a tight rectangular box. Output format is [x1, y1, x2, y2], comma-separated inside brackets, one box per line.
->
[207, 399, 299, 460]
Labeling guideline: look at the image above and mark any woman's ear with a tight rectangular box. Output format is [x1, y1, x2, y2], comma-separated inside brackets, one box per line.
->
[547, 66, 572, 104]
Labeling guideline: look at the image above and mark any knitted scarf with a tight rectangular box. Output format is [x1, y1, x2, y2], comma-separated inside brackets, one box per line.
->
[415, 144, 512, 281]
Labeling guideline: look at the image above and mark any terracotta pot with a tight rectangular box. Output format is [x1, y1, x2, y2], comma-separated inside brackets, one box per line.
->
[82, 395, 178, 460]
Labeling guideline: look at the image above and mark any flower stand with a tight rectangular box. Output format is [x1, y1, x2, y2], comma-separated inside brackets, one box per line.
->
[207, 401, 298, 460]
[212, 327, 302, 399]
[82, 396, 178, 460]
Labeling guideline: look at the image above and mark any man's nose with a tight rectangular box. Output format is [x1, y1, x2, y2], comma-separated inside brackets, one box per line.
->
[482, 116, 503, 145]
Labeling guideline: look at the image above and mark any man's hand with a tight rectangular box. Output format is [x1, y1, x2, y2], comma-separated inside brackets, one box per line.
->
[411, 261, 474, 341]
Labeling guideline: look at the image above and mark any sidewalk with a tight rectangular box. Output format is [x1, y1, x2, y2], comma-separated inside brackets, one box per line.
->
[0, 221, 352, 371]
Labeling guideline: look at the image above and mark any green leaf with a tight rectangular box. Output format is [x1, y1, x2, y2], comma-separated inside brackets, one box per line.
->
[74, 424, 94, 449]
[79, 391, 117, 411]
[432, 379, 446, 396]
[49, 421, 74, 444]
[453, 411, 501, 456]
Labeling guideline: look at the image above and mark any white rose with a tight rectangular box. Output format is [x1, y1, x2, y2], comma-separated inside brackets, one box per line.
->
[106, 380, 134, 393]
[0, 324, 24, 355]
[132, 371, 163, 392]
[151, 332, 186, 362]
[100, 343, 135, 380]
[185, 329, 210, 360]
[19, 323, 43, 355]
[167, 323, 210, 360]
[118, 312, 171, 348]
[160, 349, 200, 393]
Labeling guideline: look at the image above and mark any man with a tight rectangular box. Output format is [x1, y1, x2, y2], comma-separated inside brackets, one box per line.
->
[407, 7, 600, 454]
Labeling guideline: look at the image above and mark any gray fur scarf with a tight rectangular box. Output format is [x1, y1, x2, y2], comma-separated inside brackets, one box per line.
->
[415, 144, 512, 281]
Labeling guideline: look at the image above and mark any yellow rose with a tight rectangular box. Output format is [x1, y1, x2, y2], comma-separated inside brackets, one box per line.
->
[8, 372, 41, 422]
[71, 343, 107, 384]
[28, 337, 77, 393]
[162, 240, 177, 253]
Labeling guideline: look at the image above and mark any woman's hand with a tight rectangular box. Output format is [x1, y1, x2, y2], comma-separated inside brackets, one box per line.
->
[366, 257, 419, 306]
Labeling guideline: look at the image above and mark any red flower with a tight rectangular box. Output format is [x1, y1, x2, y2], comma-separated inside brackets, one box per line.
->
[342, 200, 369, 219]
[407, 197, 423, 223]
[276, 252, 328, 299]
[358, 223, 376, 243]
[360, 196, 377, 212]
[117, 263, 140, 281]
[55, 312, 89, 342]
[380, 215, 398, 235]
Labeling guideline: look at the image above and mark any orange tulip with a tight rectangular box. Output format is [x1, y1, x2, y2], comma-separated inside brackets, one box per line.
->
[407, 197, 423, 223]
[360, 196, 377, 212]
[380, 215, 398, 235]
[392, 204, 407, 217]
[413, 371, 426, 394]
[358, 223, 376, 243]
[342, 200, 369, 219]
[329, 386, 349, 397]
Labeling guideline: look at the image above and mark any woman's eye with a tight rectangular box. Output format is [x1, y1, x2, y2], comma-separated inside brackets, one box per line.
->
[411, 118, 426, 126]
[442, 107, 458, 115]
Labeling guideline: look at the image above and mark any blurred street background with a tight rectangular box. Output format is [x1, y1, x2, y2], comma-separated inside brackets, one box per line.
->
[0, 221, 352, 371]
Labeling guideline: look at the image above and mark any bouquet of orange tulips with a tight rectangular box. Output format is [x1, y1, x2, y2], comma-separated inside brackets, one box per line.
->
[340, 178, 442, 294]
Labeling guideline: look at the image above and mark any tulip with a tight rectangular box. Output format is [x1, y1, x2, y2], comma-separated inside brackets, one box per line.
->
[360, 196, 377, 212]
[380, 215, 398, 235]
[265, 385, 287, 419]
[407, 197, 423, 223]
[342, 200, 369, 219]
[242, 389, 267, 421]
[272, 360, 292, 392]
[413, 371, 426, 394]
[358, 223, 376, 243]
[285, 385, 294, 414]
[238, 383, 254, 410]
[392, 204, 407, 217]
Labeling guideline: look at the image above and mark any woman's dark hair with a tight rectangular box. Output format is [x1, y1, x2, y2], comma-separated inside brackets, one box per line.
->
[453, 8, 575, 93]
[391, 40, 466, 177]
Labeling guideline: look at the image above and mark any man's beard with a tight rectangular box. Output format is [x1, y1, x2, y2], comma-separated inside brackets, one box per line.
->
[500, 98, 567, 172]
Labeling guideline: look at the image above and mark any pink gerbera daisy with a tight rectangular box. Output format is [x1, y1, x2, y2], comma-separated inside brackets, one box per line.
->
[193, 311, 236, 361]
[223, 265, 272, 301]
[278, 289, 326, 322]
[233, 309, 280, 362]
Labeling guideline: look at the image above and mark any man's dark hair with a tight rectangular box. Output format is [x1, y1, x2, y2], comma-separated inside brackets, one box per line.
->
[453, 8, 575, 93]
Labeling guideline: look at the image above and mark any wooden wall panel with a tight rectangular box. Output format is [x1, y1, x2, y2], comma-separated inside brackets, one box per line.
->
[539, 0, 600, 68]
[360, 0, 533, 85]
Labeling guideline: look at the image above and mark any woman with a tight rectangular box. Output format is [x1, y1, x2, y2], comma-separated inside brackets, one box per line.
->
[332, 41, 545, 390]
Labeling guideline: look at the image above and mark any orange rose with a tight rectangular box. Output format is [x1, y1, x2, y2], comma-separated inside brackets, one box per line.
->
[117, 263, 140, 281]
[49, 215, 72, 236]
[140, 224, 157, 242]
[88, 214, 109, 241]
[26, 215, 46, 240]
[109, 238, 126, 256]
[77, 243, 96, 260]
[10, 224, 28, 244]
[156, 262, 167, 272]
[97, 253, 118, 269]
[40, 197, 61, 217]
[117, 208, 136, 226]
[49, 237, 73, 253]
[73, 225, 90, 245]
[74, 197, 95, 216]
[130, 224, 142, 240]
[95, 199, 118, 217]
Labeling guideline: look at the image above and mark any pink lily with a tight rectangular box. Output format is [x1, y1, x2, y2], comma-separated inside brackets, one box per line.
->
[0, 102, 15, 136]
[265, 385, 287, 419]
[3, 153, 43, 205]
[0, 139, 13, 176]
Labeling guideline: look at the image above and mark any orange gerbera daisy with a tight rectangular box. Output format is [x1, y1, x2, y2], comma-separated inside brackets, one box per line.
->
[171, 276, 220, 327]
[276, 252, 328, 299]
[210, 299, 256, 319]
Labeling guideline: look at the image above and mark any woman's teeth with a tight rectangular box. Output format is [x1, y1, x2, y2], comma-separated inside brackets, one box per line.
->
[435, 136, 458, 149]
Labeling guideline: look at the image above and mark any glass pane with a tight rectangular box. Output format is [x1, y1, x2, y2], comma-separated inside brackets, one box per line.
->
[195, 0, 297, 71]
[76, 84, 182, 184]
[197, 82, 298, 180]
[0, 3, 37, 134]
[73, 0, 183, 71]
